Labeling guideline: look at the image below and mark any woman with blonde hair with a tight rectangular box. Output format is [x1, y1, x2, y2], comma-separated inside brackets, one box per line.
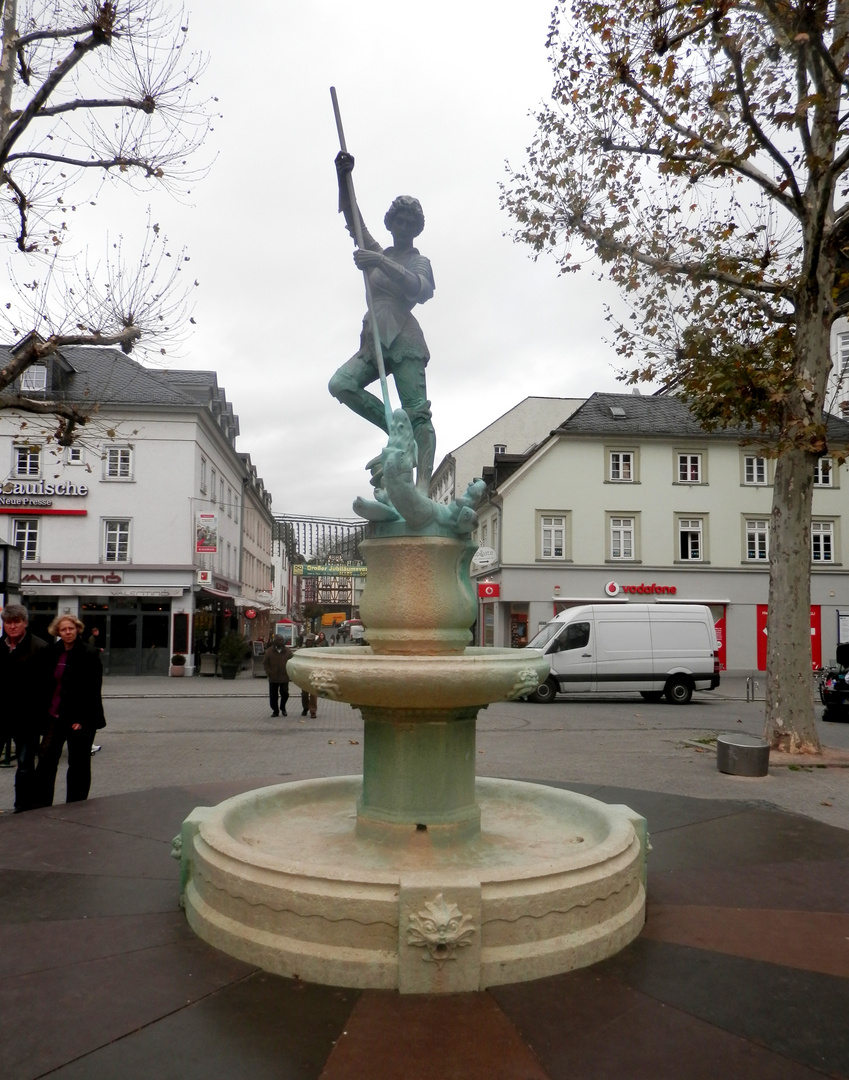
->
[36, 614, 106, 805]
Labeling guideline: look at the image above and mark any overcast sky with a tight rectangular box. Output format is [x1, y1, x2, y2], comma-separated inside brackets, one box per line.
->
[93, 2, 649, 517]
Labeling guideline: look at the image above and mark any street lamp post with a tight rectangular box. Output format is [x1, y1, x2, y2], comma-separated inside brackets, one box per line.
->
[0, 542, 22, 609]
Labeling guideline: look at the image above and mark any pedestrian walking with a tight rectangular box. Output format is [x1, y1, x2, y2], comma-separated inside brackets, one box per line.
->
[262, 635, 293, 717]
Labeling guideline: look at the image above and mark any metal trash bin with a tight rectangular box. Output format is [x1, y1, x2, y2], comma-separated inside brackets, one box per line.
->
[716, 732, 770, 777]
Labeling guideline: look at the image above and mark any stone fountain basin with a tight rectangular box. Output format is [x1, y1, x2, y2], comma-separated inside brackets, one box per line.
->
[181, 776, 648, 993]
[287, 646, 548, 709]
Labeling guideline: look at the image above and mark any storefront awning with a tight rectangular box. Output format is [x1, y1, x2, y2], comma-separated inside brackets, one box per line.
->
[197, 586, 234, 601]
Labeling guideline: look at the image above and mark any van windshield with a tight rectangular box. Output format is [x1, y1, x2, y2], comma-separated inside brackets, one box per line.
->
[526, 622, 564, 650]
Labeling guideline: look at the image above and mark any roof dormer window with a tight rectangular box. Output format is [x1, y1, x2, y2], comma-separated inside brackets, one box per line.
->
[20, 364, 47, 392]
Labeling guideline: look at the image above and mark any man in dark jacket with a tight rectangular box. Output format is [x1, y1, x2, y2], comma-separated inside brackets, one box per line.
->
[262, 636, 293, 717]
[0, 603, 49, 812]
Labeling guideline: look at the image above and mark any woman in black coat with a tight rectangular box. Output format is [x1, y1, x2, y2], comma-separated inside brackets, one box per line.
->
[36, 615, 106, 805]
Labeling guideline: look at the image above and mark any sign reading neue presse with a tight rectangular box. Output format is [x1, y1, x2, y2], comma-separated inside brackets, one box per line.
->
[0, 478, 89, 508]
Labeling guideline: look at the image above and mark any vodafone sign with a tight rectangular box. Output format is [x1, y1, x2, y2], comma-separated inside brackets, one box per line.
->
[604, 580, 677, 597]
[478, 582, 500, 599]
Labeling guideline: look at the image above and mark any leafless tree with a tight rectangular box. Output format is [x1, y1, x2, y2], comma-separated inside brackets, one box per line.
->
[0, 0, 215, 438]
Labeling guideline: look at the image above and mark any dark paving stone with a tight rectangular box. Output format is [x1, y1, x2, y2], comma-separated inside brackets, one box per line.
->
[35, 787, 211, 844]
[646, 806, 849, 875]
[492, 966, 826, 1080]
[321, 990, 550, 1080]
[547, 781, 754, 834]
[42, 972, 358, 1080]
[647, 857, 849, 910]
[1, 932, 255, 1080]
[0, 814, 175, 878]
[0, 868, 177, 922]
[643, 905, 849, 977]
[0, 911, 189, 979]
[599, 938, 849, 1078]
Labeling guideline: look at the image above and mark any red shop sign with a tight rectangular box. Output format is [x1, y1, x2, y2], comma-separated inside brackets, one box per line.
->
[478, 582, 500, 599]
[244, 609, 257, 620]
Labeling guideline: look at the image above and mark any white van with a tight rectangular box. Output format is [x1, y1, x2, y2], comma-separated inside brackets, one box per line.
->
[523, 603, 720, 704]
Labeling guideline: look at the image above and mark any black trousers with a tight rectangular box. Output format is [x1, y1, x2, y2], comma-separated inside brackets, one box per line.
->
[268, 682, 289, 714]
[36, 721, 96, 805]
[12, 725, 40, 811]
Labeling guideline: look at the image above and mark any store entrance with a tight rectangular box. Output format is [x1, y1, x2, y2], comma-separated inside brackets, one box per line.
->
[80, 598, 171, 675]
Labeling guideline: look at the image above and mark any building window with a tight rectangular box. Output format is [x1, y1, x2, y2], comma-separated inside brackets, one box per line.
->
[227, 485, 233, 517]
[200, 457, 208, 494]
[491, 514, 498, 556]
[13, 444, 40, 477]
[609, 450, 635, 482]
[103, 519, 130, 562]
[746, 518, 769, 561]
[839, 331, 849, 380]
[19, 364, 46, 392]
[540, 515, 566, 559]
[13, 518, 39, 561]
[210, 468, 217, 504]
[66, 446, 84, 464]
[678, 517, 703, 561]
[494, 443, 506, 455]
[677, 453, 702, 483]
[743, 455, 767, 485]
[104, 446, 133, 480]
[610, 516, 635, 560]
[814, 457, 833, 487]
[812, 521, 834, 562]
[219, 477, 225, 508]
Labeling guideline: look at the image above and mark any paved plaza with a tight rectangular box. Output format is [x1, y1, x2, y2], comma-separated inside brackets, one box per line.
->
[1, 674, 848, 1078]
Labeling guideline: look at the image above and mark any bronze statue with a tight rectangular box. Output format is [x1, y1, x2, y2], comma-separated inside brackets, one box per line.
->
[329, 151, 437, 493]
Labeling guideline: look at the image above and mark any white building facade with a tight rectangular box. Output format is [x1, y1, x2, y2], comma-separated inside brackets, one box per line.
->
[430, 396, 583, 507]
[0, 344, 275, 674]
[471, 392, 849, 673]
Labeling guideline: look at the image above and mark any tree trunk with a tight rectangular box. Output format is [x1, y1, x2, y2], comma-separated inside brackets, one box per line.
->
[763, 447, 822, 754]
[0, 0, 16, 144]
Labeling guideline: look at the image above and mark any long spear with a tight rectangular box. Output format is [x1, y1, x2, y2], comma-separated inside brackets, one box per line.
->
[330, 86, 394, 433]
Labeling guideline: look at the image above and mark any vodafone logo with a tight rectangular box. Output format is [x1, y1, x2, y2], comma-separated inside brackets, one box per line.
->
[604, 580, 677, 597]
[478, 582, 501, 599]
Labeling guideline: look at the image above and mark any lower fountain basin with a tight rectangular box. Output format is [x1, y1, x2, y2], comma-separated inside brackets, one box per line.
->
[180, 776, 648, 994]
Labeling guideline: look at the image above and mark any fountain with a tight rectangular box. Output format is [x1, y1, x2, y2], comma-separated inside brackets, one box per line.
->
[177, 137, 647, 993]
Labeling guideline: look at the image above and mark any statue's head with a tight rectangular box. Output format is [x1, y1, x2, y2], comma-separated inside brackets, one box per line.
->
[385, 196, 425, 237]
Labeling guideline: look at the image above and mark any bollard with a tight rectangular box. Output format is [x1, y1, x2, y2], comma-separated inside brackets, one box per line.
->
[716, 732, 769, 777]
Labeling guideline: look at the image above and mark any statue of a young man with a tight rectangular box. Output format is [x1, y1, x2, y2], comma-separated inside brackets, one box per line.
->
[328, 151, 436, 492]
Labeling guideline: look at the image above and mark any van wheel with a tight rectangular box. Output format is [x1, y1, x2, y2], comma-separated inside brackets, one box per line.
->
[664, 676, 693, 705]
[640, 691, 663, 702]
[530, 677, 558, 704]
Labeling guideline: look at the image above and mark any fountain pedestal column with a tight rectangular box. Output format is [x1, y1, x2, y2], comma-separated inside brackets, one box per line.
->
[358, 706, 481, 839]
